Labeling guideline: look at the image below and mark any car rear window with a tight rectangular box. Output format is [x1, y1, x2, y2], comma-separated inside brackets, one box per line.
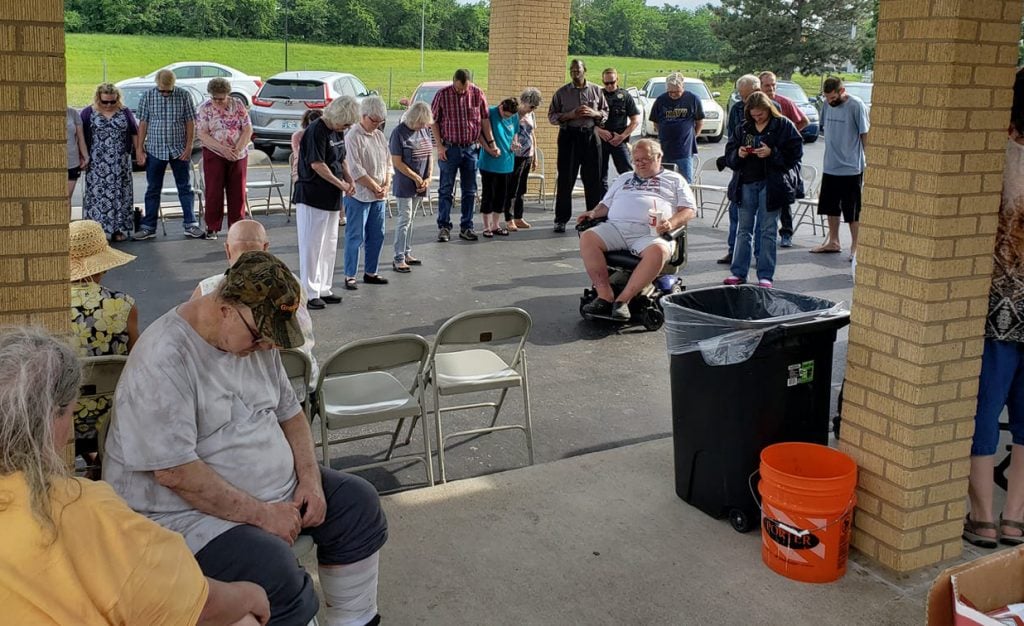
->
[120, 87, 146, 111]
[259, 80, 325, 100]
[776, 83, 810, 104]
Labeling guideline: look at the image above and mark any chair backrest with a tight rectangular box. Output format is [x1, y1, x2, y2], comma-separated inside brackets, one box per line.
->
[433, 308, 532, 362]
[280, 348, 312, 408]
[800, 164, 820, 198]
[533, 147, 544, 171]
[318, 334, 430, 383]
[80, 355, 128, 463]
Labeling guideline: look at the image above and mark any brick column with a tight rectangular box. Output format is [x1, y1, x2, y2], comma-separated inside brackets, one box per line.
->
[839, 0, 1023, 572]
[0, 2, 70, 332]
[488, 0, 570, 204]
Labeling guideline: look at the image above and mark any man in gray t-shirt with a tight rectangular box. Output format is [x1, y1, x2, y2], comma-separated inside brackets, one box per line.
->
[103, 251, 388, 626]
[811, 77, 870, 258]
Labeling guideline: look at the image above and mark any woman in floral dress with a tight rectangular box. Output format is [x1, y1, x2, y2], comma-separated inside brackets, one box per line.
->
[68, 220, 139, 475]
[81, 83, 139, 242]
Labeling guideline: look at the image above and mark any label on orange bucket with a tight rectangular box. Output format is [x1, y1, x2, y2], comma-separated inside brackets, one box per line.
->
[761, 501, 853, 584]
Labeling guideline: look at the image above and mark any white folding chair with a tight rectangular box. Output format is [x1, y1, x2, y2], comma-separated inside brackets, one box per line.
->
[424, 307, 534, 483]
[528, 147, 546, 205]
[689, 157, 729, 225]
[245, 149, 288, 216]
[315, 334, 433, 487]
[83, 355, 129, 467]
[280, 348, 313, 416]
[792, 164, 824, 236]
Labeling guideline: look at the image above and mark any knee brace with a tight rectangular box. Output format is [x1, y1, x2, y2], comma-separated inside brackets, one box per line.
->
[318, 552, 380, 626]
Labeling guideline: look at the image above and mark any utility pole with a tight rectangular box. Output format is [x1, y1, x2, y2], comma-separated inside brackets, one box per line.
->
[284, 0, 290, 71]
[420, 0, 426, 73]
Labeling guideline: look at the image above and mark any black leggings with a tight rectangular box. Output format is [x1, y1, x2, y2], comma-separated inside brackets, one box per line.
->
[504, 155, 533, 221]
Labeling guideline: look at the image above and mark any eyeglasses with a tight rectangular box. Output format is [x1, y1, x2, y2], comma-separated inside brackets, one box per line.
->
[368, 116, 386, 124]
[158, 89, 173, 94]
[211, 96, 228, 102]
[100, 99, 117, 105]
[603, 81, 616, 86]
[233, 307, 265, 347]
[633, 156, 658, 165]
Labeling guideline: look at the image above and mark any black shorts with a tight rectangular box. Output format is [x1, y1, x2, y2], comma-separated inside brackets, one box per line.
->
[68, 167, 81, 181]
[817, 173, 863, 223]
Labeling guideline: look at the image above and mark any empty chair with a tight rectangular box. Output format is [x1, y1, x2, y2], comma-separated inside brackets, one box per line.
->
[689, 156, 729, 225]
[792, 164, 824, 236]
[245, 149, 288, 216]
[82, 355, 128, 466]
[528, 147, 547, 204]
[315, 334, 433, 487]
[425, 307, 534, 483]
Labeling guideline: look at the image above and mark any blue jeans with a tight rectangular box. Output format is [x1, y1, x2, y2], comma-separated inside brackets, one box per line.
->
[393, 196, 421, 262]
[668, 156, 694, 184]
[436, 144, 478, 231]
[972, 339, 1024, 456]
[343, 197, 386, 277]
[730, 180, 778, 282]
[727, 200, 760, 258]
[142, 152, 196, 231]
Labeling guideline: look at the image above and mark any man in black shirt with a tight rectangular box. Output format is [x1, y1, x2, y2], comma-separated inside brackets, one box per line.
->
[596, 68, 641, 195]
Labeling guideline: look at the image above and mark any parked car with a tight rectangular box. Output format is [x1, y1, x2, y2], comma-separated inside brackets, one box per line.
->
[727, 80, 820, 143]
[118, 62, 263, 107]
[117, 80, 205, 158]
[249, 71, 379, 157]
[636, 77, 724, 143]
[399, 81, 449, 108]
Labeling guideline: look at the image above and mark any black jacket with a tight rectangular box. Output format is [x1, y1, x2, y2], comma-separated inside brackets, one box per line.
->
[724, 116, 803, 211]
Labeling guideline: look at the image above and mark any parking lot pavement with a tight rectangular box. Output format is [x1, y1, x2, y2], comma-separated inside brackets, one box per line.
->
[85, 130, 850, 489]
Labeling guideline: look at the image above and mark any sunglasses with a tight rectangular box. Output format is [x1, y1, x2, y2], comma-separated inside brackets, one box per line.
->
[233, 307, 266, 347]
[100, 99, 117, 105]
[158, 89, 173, 94]
[603, 81, 616, 86]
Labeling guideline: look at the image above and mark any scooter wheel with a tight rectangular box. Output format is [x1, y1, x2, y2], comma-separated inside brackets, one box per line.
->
[642, 308, 664, 331]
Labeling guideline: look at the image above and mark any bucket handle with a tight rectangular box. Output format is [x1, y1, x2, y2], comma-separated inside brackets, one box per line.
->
[748, 469, 856, 536]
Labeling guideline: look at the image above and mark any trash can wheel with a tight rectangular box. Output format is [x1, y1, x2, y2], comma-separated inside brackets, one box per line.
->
[729, 508, 755, 533]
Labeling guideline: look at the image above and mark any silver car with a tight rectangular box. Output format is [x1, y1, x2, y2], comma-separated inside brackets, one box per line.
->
[117, 80, 206, 154]
[249, 71, 378, 157]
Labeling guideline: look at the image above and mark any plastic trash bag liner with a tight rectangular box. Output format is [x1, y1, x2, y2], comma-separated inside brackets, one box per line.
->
[662, 285, 849, 366]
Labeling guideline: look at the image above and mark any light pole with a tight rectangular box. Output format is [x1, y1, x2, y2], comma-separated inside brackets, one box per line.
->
[283, 0, 290, 71]
[420, 0, 426, 73]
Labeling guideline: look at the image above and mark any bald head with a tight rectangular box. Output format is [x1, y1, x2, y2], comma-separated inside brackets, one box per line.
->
[226, 220, 269, 264]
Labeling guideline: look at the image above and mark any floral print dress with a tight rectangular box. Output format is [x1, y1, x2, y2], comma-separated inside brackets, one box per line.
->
[70, 281, 134, 440]
[83, 109, 135, 238]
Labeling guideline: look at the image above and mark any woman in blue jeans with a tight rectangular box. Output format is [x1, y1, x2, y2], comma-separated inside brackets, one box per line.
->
[343, 96, 392, 289]
[722, 92, 802, 288]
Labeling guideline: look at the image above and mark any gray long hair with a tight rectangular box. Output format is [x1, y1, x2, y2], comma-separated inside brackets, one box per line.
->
[0, 328, 81, 536]
[360, 95, 387, 121]
[401, 101, 434, 127]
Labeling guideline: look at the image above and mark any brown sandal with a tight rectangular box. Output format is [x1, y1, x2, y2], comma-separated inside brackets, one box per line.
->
[1000, 515, 1024, 546]
[963, 515, 998, 548]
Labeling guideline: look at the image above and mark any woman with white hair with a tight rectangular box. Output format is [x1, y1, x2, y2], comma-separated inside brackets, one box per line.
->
[293, 96, 359, 309]
[0, 327, 270, 625]
[343, 95, 392, 289]
[504, 87, 542, 231]
[389, 101, 433, 272]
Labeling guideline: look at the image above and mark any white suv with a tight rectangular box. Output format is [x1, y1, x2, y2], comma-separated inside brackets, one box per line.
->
[120, 62, 263, 107]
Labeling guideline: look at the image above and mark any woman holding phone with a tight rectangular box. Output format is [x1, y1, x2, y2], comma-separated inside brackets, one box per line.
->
[721, 91, 803, 288]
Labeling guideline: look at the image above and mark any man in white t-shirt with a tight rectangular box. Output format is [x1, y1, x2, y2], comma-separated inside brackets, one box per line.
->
[577, 138, 697, 320]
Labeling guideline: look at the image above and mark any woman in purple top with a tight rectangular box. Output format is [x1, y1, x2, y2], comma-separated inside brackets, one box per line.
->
[389, 102, 434, 272]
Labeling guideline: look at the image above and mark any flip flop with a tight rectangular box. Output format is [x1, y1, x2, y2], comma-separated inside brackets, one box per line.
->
[494, 227, 510, 236]
[1000, 516, 1024, 546]
[344, 278, 358, 290]
[963, 515, 998, 548]
[482, 230, 494, 238]
[810, 245, 842, 254]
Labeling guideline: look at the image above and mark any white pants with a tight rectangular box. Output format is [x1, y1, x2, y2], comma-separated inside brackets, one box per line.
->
[296, 203, 340, 300]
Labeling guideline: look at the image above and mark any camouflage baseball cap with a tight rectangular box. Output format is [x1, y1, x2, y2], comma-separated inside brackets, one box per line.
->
[221, 251, 304, 349]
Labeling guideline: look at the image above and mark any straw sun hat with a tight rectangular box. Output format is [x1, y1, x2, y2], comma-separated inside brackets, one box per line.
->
[69, 220, 136, 281]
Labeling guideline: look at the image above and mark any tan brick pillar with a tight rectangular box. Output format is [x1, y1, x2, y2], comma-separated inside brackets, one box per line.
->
[487, 0, 570, 205]
[838, 0, 1023, 572]
[0, 2, 71, 332]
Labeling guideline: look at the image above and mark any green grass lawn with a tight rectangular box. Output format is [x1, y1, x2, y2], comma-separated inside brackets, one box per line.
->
[66, 33, 857, 108]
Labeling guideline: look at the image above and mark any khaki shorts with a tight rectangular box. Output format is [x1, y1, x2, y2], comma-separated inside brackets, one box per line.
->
[589, 221, 674, 257]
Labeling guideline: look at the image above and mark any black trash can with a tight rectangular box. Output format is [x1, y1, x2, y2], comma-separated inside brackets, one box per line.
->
[661, 285, 850, 533]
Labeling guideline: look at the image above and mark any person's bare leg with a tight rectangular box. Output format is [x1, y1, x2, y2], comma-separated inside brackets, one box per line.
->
[811, 216, 842, 252]
[1002, 444, 1024, 536]
[580, 231, 613, 301]
[849, 221, 860, 257]
[616, 246, 670, 304]
[968, 454, 997, 539]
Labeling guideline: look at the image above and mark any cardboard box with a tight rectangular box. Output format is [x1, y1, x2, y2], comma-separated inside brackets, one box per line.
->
[928, 546, 1024, 626]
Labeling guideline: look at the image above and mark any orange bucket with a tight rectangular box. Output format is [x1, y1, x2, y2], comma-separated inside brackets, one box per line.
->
[758, 442, 857, 583]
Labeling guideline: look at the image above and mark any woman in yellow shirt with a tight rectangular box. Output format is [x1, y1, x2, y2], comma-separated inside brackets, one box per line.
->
[0, 327, 269, 625]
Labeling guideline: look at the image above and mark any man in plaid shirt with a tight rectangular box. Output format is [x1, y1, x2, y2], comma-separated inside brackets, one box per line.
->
[133, 69, 203, 240]
[429, 69, 499, 242]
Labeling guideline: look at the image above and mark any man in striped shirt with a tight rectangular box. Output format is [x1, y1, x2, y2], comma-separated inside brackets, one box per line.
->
[133, 69, 202, 241]
[429, 69, 498, 242]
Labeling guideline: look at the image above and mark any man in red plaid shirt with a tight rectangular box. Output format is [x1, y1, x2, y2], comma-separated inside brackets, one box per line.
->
[430, 69, 498, 242]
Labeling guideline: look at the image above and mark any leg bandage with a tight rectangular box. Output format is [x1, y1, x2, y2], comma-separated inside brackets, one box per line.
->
[319, 552, 380, 626]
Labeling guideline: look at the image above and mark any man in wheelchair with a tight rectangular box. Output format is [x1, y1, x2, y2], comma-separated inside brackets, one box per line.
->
[577, 138, 697, 321]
